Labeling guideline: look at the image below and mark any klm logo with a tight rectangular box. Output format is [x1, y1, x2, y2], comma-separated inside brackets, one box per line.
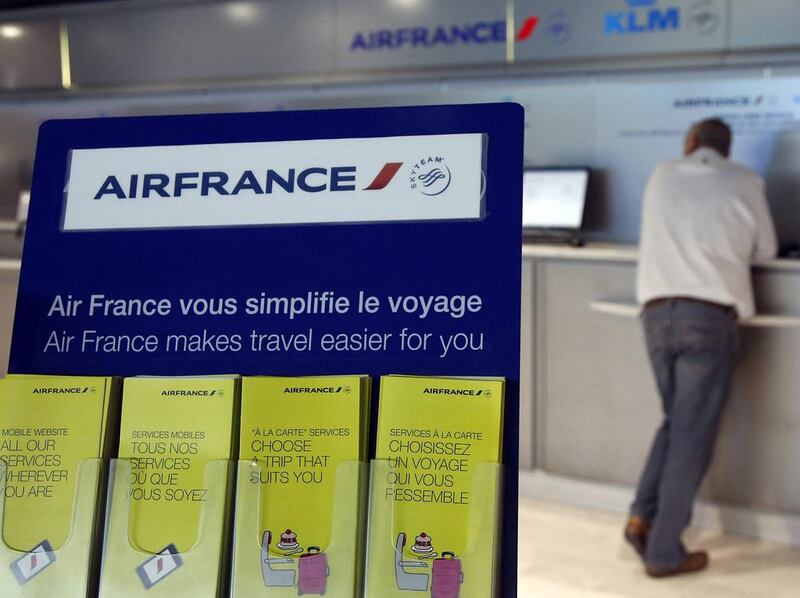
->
[605, 0, 680, 35]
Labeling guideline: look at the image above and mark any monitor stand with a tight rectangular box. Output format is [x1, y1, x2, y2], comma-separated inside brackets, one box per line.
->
[523, 229, 585, 247]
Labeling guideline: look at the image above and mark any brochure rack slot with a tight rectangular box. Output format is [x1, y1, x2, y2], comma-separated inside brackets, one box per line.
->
[0, 458, 104, 597]
[364, 459, 503, 598]
[98, 458, 232, 597]
[230, 458, 368, 597]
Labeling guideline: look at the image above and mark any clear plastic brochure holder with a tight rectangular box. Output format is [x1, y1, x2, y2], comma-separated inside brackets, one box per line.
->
[364, 460, 504, 598]
[98, 458, 231, 597]
[230, 459, 368, 598]
[0, 458, 104, 597]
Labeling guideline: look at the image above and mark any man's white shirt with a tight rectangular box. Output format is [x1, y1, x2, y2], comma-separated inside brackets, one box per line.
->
[637, 147, 778, 319]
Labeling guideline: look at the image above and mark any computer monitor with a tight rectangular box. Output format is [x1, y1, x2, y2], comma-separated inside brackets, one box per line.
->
[522, 168, 590, 231]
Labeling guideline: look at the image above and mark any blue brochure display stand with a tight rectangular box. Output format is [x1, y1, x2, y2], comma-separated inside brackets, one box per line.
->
[10, 103, 523, 596]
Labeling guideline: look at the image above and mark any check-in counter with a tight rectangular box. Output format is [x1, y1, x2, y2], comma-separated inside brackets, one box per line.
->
[519, 243, 800, 523]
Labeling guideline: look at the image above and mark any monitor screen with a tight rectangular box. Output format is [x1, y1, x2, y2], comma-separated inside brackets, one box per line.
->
[522, 168, 589, 230]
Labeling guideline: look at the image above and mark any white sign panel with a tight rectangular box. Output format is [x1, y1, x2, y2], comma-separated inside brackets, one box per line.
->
[62, 134, 485, 231]
[594, 77, 800, 242]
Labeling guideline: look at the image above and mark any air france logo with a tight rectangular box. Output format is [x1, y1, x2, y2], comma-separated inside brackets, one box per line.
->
[10, 541, 55, 585]
[283, 386, 349, 394]
[350, 16, 539, 51]
[673, 95, 753, 109]
[160, 389, 225, 397]
[93, 163, 406, 200]
[422, 387, 493, 398]
[409, 156, 451, 197]
[136, 545, 182, 589]
[32, 386, 93, 395]
[516, 17, 539, 42]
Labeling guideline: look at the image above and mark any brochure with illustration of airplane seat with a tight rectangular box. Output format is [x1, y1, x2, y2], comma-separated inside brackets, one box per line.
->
[366, 375, 505, 598]
[232, 375, 370, 597]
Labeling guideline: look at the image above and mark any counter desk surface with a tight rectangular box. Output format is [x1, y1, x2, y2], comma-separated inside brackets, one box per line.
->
[522, 242, 800, 271]
[522, 242, 800, 328]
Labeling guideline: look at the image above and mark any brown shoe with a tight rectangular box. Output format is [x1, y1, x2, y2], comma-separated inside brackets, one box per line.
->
[624, 516, 650, 556]
[645, 551, 709, 578]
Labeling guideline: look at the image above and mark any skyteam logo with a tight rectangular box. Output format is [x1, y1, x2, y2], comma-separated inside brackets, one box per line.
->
[543, 11, 571, 44]
[409, 156, 451, 197]
[605, 0, 680, 35]
[688, 0, 721, 35]
[350, 16, 539, 51]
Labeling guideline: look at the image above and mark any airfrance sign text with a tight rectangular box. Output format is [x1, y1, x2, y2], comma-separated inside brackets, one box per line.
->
[350, 16, 539, 51]
[62, 134, 485, 231]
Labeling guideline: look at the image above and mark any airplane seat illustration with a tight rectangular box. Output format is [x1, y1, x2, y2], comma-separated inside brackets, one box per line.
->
[261, 530, 297, 588]
[395, 532, 429, 591]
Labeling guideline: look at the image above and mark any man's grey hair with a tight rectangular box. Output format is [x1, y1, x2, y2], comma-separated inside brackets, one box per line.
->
[691, 118, 732, 157]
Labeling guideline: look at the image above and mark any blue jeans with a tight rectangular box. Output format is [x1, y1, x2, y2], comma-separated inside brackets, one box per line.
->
[631, 299, 738, 569]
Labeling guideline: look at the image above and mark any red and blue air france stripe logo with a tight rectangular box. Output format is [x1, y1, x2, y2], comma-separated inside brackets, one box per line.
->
[364, 162, 403, 190]
[516, 17, 539, 41]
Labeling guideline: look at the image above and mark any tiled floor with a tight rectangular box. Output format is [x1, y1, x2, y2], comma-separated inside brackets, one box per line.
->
[518, 497, 800, 597]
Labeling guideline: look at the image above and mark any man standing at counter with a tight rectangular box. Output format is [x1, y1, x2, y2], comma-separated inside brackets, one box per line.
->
[625, 118, 777, 577]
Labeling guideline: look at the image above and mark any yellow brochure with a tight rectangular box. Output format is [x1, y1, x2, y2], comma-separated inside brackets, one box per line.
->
[366, 375, 504, 598]
[0, 374, 117, 592]
[232, 375, 369, 597]
[117, 376, 237, 554]
[0, 375, 114, 550]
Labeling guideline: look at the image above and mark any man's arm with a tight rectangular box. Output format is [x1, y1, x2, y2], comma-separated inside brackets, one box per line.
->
[751, 178, 778, 261]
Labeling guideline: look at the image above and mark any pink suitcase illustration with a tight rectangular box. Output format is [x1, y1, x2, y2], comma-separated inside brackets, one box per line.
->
[297, 546, 329, 596]
[431, 552, 463, 598]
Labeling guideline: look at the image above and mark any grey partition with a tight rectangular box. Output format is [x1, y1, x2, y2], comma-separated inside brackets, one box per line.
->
[68, 0, 337, 87]
[534, 259, 659, 484]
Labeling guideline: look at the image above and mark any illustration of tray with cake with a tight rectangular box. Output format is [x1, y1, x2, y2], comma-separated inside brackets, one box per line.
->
[276, 529, 303, 556]
[260, 529, 329, 596]
[394, 531, 464, 597]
